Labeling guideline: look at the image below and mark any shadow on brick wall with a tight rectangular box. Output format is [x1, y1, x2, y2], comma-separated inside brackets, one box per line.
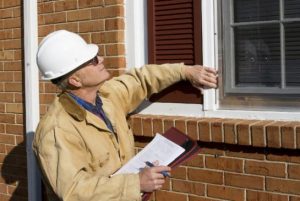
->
[2, 142, 28, 201]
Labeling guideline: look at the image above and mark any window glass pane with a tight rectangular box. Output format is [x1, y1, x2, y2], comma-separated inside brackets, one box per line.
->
[234, 0, 279, 22]
[285, 0, 300, 18]
[235, 25, 281, 87]
[286, 22, 300, 87]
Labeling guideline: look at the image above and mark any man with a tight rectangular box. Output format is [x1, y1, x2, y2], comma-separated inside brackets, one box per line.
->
[33, 30, 217, 201]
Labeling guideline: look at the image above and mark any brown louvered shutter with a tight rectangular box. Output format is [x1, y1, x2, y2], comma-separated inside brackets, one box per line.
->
[148, 0, 202, 103]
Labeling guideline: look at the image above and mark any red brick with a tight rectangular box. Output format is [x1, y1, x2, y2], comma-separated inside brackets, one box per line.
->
[225, 149, 265, 160]
[6, 124, 23, 135]
[39, 93, 56, 105]
[14, 93, 23, 103]
[183, 154, 203, 167]
[92, 31, 124, 44]
[155, 190, 187, 201]
[104, 0, 124, 5]
[266, 121, 289, 148]
[189, 195, 220, 201]
[13, 71, 22, 81]
[5, 83, 22, 92]
[3, 17, 21, 29]
[198, 120, 211, 142]
[0, 30, 13, 40]
[186, 118, 199, 140]
[0, 93, 14, 102]
[225, 172, 264, 190]
[207, 184, 244, 201]
[105, 18, 124, 30]
[0, 124, 4, 133]
[0, 183, 7, 194]
[38, 24, 55, 37]
[224, 120, 242, 144]
[174, 117, 186, 133]
[38, 2, 54, 14]
[79, 20, 105, 33]
[291, 196, 300, 201]
[288, 164, 300, 180]
[163, 117, 175, 132]
[266, 177, 300, 195]
[44, 12, 66, 24]
[152, 116, 163, 134]
[188, 168, 223, 184]
[130, 115, 142, 135]
[281, 122, 300, 149]
[3, 0, 20, 8]
[6, 103, 23, 113]
[0, 50, 14, 60]
[245, 160, 286, 177]
[210, 120, 223, 143]
[105, 44, 125, 56]
[237, 120, 258, 146]
[142, 116, 152, 137]
[67, 9, 91, 22]
[172, 166, 187, 179]
[201, 147, 224, 157]
[4, 61, 22, 71]
[3, 39, 21, 49]
[267, 153, 300, 164]
[251, 121, 273, 147]
[0, 114, 15, 123]
[172, 180, 205, 196]
[0, 134, 15, 145]
[55, 22, 78, 33]
[91, 6, 124, 19]
[246, 190, 288, 201]
[103, 57, 125, 69]
[205, 156, 243, 173]
[54, 0, 77, 12]
[297, 127, 300, 149]
[79, 0, 104, 8]
[0, 8, 13, 19]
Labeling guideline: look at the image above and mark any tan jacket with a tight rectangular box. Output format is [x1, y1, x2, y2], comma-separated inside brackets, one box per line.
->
[33, 63, 187, 201]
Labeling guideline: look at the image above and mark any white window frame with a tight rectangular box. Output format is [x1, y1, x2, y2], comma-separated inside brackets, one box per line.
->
[125, 0, 300, 121]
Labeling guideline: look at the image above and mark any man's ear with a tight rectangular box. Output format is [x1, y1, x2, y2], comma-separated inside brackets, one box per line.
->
[68, 75, 82, 88]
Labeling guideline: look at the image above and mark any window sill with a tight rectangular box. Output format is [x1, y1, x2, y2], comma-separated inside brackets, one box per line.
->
[136, 101, 300, 121]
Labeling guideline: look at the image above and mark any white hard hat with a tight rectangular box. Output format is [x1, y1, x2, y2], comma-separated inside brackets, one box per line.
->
[36, 30, 98, 80]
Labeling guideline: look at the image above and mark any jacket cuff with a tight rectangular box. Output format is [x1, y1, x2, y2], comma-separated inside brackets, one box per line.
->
[122, 174, 141, 201]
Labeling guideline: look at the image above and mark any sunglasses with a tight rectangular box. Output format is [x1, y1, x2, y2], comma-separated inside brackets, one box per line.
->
[88, 55, 99, 66]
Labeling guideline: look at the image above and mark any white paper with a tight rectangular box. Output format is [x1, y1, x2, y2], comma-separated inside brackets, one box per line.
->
[113, 133, 185, 175]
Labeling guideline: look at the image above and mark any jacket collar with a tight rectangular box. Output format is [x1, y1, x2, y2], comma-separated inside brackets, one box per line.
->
[58, 92, 86, 121]
[58, 92, 113, 133]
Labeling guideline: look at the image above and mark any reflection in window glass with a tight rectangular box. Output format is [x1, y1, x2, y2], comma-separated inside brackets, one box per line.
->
[235, 25, 281, 87]
[234, 0, 279, 22]
[286, 22, 300, 86]
[285, 0, 300, 18]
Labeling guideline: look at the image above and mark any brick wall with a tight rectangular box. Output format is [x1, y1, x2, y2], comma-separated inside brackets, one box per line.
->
[0, 0, 27, 200]
[131, 114, 300, 201]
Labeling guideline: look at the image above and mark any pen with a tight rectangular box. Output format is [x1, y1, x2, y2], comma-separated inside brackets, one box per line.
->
[145, 161, 170, 177]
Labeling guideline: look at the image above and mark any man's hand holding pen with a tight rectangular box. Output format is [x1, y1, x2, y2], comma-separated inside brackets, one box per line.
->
[139, 161, 171, 192]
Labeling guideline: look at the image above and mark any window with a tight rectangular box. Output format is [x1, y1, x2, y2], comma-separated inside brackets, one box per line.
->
[147, 0, 203, 103]
[219, 0, 300, 110]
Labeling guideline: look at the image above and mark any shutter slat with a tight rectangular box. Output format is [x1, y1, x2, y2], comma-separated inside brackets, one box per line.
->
[156, 8, 193, 16]
[155, 13, 193, 21]
[156, 18, 193, 26]
[155, 0, 192, 6]
[156, 34, 192, 40]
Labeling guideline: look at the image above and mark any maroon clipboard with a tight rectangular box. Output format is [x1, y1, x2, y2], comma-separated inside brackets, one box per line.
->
[142, 127, 201, 201]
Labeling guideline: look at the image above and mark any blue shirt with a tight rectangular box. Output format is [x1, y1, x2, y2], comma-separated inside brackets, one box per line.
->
[68, 92, 114, 133]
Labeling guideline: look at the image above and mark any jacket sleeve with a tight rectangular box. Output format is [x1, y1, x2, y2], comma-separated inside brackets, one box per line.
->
[101, 63, 187, 114]
[34, 127, 141, 201]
